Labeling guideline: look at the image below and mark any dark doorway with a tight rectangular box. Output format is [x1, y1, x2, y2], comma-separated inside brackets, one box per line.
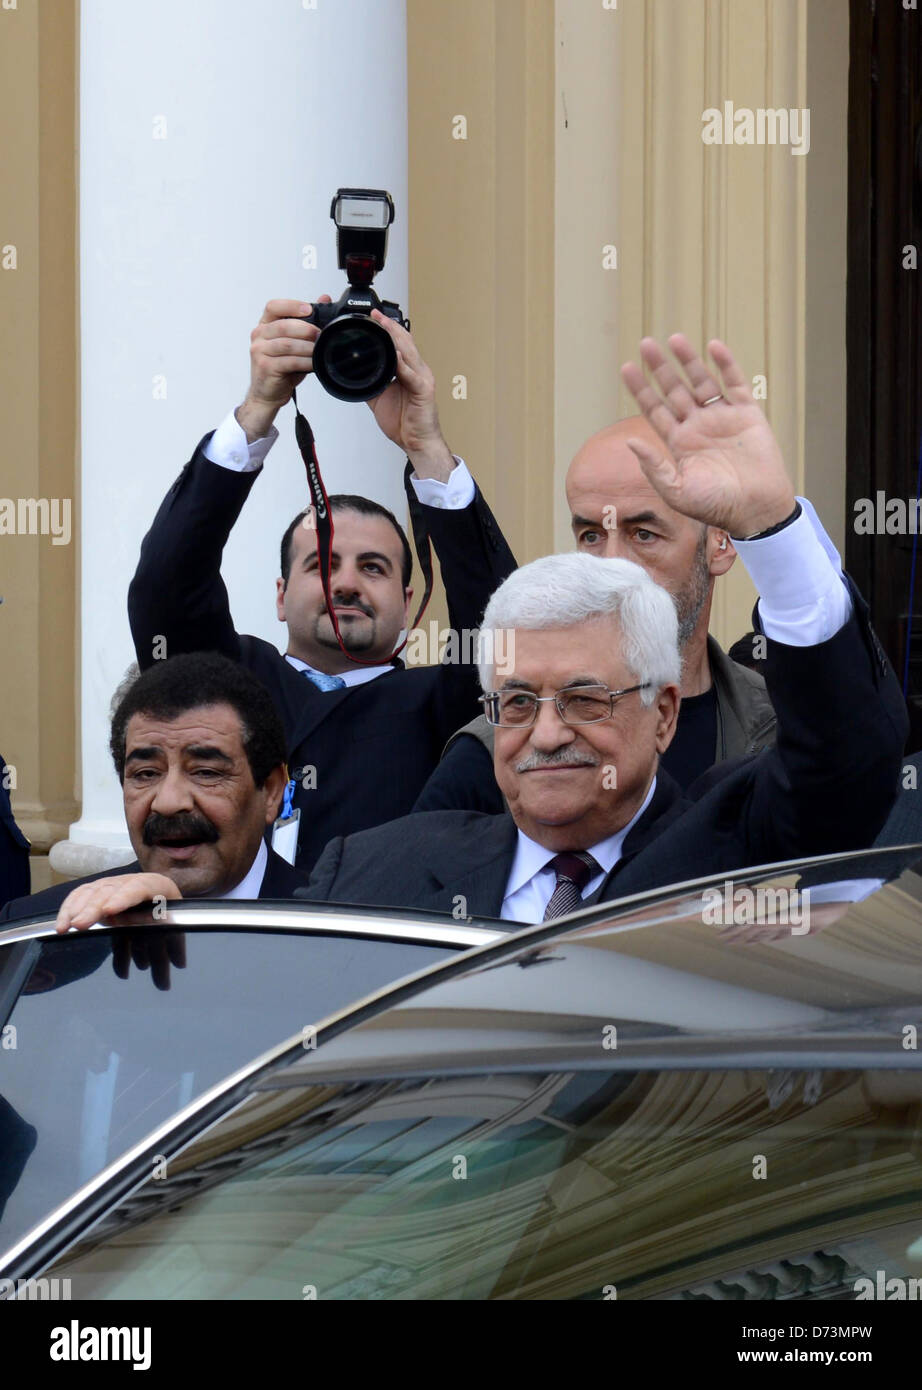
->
[847, 0, 922, 747]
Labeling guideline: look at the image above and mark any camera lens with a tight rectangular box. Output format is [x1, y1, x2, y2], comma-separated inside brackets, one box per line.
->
[313, 317, 397, 402]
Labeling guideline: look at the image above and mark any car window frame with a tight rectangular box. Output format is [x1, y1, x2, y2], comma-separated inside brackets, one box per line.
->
[0, 898, 511, 950]
[3, 843, 922, 1285]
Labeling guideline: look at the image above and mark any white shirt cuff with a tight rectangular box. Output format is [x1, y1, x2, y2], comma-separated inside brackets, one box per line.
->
[805, 878, 883, 905]
[410, 458, 476, 510]
[733, 497, 852, 645]
[202, 408, 279, 473]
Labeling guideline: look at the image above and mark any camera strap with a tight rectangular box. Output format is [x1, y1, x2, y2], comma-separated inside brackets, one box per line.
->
[291, 389, 435, 665]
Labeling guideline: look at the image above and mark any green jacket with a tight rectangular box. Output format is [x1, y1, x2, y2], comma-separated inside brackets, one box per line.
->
[445, 634, 777, 766]
[706, 635, 777, 760]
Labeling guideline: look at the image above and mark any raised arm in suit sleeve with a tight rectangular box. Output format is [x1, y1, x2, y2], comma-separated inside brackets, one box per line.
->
[616, 333, 906, 866]
[128, 435, 262, 670]
[730, 505, 907, 859]
[409, 463, 517, 742]
[413, 725, 504, 814]
[412, 463, 516, 638]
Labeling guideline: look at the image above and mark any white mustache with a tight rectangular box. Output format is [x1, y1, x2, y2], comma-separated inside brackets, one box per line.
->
[515, 749, 601, 773]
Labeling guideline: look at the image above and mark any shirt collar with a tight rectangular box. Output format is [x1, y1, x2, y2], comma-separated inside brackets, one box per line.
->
[285, 653, 392, 687]
[505, 776, 658, 899]
[221, 838, 268, 900]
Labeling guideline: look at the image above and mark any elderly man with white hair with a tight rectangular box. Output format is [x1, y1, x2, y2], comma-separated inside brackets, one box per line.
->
[302, 336, 907, 922]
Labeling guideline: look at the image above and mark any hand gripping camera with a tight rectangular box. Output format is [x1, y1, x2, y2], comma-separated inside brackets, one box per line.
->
[305, 188, 408, 402]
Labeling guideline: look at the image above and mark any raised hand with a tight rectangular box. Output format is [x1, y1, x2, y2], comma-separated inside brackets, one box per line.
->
[365, 312, 455, 481]
[620, 335, 796, 539]
[236, 295, 333, 442]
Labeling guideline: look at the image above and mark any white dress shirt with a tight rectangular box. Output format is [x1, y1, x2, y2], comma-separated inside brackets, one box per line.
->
[283, 653, 392, 688]
[221, 838, 268, 900]
[733, 497, 851, 643]
[203, 407, 477, 508]
[501, 778, 658, 924]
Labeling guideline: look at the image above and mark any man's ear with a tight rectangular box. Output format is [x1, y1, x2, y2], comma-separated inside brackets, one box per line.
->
[263, 763, 290, 825]
[403, 585, 414, 624]
[276, 577, 287, 623]
[654, 685, 681, 755]
[707, 528, 737, 577]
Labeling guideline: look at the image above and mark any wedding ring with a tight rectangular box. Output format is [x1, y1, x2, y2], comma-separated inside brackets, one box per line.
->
[702, 394, 724, 406]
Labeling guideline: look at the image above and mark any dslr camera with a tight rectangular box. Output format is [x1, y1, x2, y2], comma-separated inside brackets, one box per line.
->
[305, 188, 408, 402]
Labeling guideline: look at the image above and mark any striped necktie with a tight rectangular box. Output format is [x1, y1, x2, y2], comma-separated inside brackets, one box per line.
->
[302, 669, 347, 693]
[543, 851, 601, 921]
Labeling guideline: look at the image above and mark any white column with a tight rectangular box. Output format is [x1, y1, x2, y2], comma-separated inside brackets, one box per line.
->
[53, 0, 409, 875]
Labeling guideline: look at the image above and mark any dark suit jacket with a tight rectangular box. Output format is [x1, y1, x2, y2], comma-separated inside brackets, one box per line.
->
[0, 756, 30, 912]
[127, 440, 516, 872]
[0, 846, 307, 923]
[303, 586, 909, 919]
[874, 751, 922, 852]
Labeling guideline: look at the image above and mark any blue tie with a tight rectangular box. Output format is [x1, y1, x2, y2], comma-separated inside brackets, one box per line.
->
[302, 669, 347, 693]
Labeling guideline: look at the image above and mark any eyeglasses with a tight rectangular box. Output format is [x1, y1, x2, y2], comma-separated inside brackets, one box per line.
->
[479, 683, 651, 728]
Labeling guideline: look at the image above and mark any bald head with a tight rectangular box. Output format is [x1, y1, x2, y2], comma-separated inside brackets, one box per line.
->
[567, 417, 673, 511]
[566, 416, 735, 648]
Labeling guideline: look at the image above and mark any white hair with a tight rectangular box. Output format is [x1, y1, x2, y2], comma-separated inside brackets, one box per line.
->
[478, 552, 681, 704]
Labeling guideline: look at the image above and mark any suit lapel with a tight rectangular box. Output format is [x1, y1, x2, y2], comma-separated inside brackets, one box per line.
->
[588, 772, 687, 904]
[258, 849, 309, 899]
[285, 677, 362, 759]
[419, 814, 519, 919]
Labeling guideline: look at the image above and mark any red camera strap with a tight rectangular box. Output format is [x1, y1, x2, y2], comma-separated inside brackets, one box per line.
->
[291, 389, 434, 665]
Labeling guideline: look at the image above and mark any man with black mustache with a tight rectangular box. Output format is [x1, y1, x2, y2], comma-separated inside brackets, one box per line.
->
[0, 652, 302, 927]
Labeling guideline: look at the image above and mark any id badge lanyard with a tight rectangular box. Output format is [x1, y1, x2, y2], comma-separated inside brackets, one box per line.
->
[271, 777, 300, 866]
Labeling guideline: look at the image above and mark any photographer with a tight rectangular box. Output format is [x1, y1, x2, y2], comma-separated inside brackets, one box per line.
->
[128, 298, 515, 872]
